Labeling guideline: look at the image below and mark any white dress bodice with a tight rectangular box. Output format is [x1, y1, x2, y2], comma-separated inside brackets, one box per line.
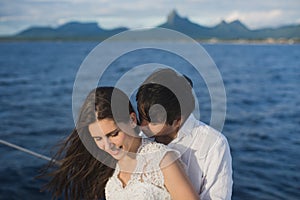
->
[105, 138, 176, 200]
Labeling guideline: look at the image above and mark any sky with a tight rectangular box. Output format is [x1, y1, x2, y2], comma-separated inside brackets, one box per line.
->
[0, 0, 300, 36]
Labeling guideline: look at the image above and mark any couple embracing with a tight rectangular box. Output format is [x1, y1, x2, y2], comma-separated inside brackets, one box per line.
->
[43, 68, 232, 200]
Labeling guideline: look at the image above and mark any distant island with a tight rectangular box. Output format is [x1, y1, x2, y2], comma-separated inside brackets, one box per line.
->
[1, 10, 300, 43]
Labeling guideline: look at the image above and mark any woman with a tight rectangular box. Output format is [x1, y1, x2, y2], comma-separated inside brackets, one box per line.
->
[42, 87, 198, 200]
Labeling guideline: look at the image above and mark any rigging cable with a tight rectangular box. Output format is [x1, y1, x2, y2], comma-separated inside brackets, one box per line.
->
[0, 139, 58, 164]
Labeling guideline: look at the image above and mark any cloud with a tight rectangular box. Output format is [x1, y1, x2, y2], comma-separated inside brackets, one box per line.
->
[224, 10, 285, 29]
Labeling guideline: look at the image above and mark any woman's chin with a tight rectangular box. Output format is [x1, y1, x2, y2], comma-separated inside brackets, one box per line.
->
[111, 150, 125, 160]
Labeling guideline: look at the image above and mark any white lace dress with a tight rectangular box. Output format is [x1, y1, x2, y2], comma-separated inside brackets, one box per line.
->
[105, 138, 178, 200]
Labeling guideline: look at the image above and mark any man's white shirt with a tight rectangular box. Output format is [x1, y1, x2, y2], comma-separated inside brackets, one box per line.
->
[168, 114, 233, 200]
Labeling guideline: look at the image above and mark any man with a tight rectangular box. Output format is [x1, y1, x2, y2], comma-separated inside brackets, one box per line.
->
[136, 68, 232, 200]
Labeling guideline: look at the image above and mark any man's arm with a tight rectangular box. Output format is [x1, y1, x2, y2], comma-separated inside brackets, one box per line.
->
[200, 135, 233, 200]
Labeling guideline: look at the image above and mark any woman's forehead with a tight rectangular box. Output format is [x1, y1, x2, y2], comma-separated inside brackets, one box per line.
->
[89, 119, 117, 136]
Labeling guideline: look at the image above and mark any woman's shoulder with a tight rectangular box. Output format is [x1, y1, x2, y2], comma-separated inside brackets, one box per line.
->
[138, 138, 180, 168]
[139, 138, 169, 154]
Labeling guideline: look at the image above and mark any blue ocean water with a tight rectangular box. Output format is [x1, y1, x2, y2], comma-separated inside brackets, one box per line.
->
[0, 41, 299, 199]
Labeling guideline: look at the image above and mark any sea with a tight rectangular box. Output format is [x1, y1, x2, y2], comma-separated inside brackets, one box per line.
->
[0, 41, 299, 200]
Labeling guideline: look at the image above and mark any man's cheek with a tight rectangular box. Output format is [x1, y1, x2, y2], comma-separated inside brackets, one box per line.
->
[149, 125, 164, 135]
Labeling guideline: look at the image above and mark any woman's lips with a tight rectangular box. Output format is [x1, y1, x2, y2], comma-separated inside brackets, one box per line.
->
[108, 145, 123, 155]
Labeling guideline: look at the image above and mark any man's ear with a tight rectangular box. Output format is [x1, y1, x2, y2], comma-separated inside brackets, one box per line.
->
[129, 112, 137, 128]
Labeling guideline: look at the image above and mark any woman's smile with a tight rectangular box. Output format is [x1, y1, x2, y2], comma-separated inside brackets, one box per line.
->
[88, 118, 140, 160]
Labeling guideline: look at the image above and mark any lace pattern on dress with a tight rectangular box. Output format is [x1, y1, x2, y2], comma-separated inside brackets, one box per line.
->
[105, 138, 178, 200]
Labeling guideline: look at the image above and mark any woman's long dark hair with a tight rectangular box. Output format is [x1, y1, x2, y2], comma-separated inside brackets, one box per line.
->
[40, 87, 136, 199]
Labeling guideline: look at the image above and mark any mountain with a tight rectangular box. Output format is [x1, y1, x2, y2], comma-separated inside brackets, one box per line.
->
[5, 10, 300, 41]
[159, 10, 300, 40]
[159, 10, 211, 38]
[251, 24, 300, 39]
[210, 20, 252, 39]
[15, 22, 128, 40]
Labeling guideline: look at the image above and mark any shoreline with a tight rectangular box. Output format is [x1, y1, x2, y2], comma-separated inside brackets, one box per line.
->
[0, 37, 299, 44]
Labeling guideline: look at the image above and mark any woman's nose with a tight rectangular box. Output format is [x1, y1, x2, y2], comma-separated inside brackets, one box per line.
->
[102, 137, 113, 151]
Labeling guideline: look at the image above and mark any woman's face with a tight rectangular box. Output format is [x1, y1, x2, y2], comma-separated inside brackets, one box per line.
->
[88, 118, 136, 160]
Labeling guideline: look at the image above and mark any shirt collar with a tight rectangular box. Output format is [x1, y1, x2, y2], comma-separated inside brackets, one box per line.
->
[176, 114, 203, 140]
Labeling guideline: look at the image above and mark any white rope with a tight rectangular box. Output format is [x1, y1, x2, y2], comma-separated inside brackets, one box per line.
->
[0, 139, 58, 164]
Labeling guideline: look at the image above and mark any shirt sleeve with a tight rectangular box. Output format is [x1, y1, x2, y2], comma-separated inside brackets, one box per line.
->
[200, 134, 233, 200]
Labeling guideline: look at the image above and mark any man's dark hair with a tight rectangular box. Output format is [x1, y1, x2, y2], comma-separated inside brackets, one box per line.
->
[136, 68, 195, 125]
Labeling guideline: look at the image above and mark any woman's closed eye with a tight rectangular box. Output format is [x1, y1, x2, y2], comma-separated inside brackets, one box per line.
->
[109, 130, 119, 137]
[94, 137, 102, 141]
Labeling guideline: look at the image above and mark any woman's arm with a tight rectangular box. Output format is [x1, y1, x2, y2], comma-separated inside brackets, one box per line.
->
[161, 152, 199, 200]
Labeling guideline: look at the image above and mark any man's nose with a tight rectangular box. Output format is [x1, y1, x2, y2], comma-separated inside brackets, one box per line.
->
[140, 123, 150, 132]
[139, 121, 153, 135]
